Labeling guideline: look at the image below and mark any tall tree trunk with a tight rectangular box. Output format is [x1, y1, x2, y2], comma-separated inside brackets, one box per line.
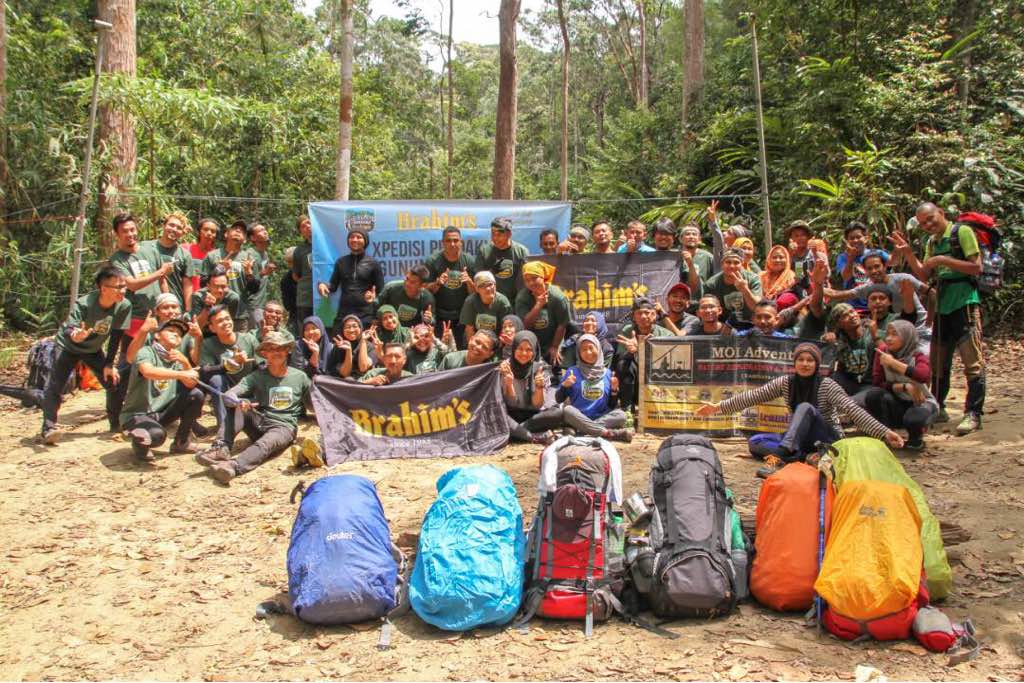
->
[556, 0, 570, 201]
[953, 0, 978, 109]
[0, 1, 7, 231]
[335, 0, 354, 200]
[636, 0, 648, 108]
[679, 0, 704, 143]
[492, 0, 519, 199]
[96, 0, 137, 253]
[446, 0, 454, 198]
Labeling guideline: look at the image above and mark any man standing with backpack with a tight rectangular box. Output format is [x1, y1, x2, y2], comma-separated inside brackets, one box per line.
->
[890, 202, 985, 435]
[41, 264, 132, 443]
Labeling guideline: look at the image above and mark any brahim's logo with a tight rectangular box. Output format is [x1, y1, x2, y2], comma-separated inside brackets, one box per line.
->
[345, 209, 375, 233]
[350, 398, 473, 437]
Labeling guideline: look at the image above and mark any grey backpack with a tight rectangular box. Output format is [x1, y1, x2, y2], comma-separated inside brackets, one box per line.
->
[640, 435, 739, 618]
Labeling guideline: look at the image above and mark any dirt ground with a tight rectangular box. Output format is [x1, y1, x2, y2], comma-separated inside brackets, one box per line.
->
[1, 340, 1023, 682]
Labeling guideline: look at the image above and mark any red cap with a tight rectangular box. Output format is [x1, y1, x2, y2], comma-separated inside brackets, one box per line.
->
[668, 283, 692, 299]
[776, 292, 799, 310]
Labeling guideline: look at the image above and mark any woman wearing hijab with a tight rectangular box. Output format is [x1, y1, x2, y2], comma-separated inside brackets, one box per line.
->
[697, 342, 903, 477]
[760, 245, 796, 300]
[404, 322, 454, 374]
[732, 237, 762, 273]
[290, 315, 331, 377]
[862, 320, 938, 451]
[459, 270, 513, 344]
[556, 334, 631, 441]
[327, 314, 373, 378]
[560, 310, 615, 369]
[514, 260, 572, 366]
[500, 330, 563, 444]
[317, 228, 385, 328]
[497, 314, 525, 360]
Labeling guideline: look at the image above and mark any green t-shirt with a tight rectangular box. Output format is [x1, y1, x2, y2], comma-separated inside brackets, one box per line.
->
[202, 247, 261, 319]
[120, 345, 182, 425]
[405, 345, 447, 374]
[199, 331, 260, 386]
[56, 291, 132, 355]
[249, 248, 273, 309]
[459, 292, 512, 333]
[424, 250, 475, 319]
[139, 329, 195, 359]
[110, 244, 164, 318]
[230, 367, 310, 430]
[359, 367, 413, 382]
[292, 242, 314, 309]
[702, 270, 763, 324]
[439, 351, 496, 370]
[473, 241, 530, 303]
[514, 285, 573, 351]
[836, 325, 875, 382]
[925, 224, 981, 315]
[190, 288, 242, 330]
[615, 323, 673, 357]
[376, 280, 436, 326]
[680, 248, 714, 284]
[145, 239, 196, 306]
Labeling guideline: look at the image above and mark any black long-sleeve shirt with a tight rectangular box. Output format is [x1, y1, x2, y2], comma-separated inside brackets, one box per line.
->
[327, 253, 385, 321]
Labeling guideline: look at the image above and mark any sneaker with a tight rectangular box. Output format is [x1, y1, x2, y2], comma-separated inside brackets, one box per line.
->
[195, 442, 231, 466]
[41, 427, 62, 445]
[956, 412, 981, 436]
[170, 439, 199, 455]
[904, 437, 926, 452]
[756, 455, 785, 479]
[935, 408, 950, 424]
[604, 428, 633, 443]
[209, 460, 237, 484]
[301, 437, 325, 468]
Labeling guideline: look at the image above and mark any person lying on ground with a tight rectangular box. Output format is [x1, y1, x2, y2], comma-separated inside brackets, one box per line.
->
[459, 271, 511, 344]
[195, 331, 311, 484]
[696, 342, 904, 478]
[862, 319, 939, 452]
[613, 296, 674, 411]
[120, 319, 203, 462]
[658, 283, 698, 336]
[501, 331, 561, 445]
[374, 265, 436, 328]
[559, 310, 614, 369]
[404, 322, 455, 374]
[515, 260, 571, 367]
[201, 219, 262, 332]
[702, 248, 763, 328]
[190, 267, 242, 335]
[359, 342, 414, 385]
[685, 294, 733, 336]
[327, 314, 373, 379]
[497, 314, 524, 361]
[439, 329, 498, 370]
[317, 226, 385, 328]
[555, 334, 631, 442]
[290, 316, 331, 377]
[41, 264, 132, 443]
[735, 299, 792, 338]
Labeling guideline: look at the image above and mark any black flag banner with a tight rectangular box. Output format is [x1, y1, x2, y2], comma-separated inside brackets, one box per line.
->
[638, 335, 837, 436]
[537, 251, 681, 333]
[311, 364, 509, 463]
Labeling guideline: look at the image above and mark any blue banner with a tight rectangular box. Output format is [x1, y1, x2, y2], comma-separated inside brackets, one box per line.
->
[308, 200, 572, 317]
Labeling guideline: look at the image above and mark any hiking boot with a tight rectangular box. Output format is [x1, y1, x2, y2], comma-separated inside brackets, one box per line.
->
[956, 412, 981, 436]
[195, 442, 231, 466]
[300, 437, 325, 468]
[529, 430, 556, 446]
[935, 408, 950, 423]
[41, 427, 62, 445]
[604, 428, 633, 443]
[128, 427, 153, 446]
[904, 437, 926, 452]
[170, 439, 199, 455]
[209, 460, 237, 485]
[756, 455, 784, 479]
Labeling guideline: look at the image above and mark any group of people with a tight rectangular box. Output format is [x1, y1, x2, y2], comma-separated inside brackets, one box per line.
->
[39, 199, 987, 482]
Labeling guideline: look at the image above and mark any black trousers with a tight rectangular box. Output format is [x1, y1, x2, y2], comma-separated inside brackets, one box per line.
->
[41, 348, 117, 433]
[863, 388, 937, 440]
[224, 410, 296, 475]
[122, 387, 204, 458]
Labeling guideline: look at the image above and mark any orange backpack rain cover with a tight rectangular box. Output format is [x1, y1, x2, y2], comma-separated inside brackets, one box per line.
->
[814, 480, 922, 622]
[750, 462, 834, 611]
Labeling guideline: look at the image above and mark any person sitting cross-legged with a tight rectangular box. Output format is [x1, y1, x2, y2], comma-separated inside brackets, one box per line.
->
[556, 334, 631, 442]
[195, 331, 311, 484]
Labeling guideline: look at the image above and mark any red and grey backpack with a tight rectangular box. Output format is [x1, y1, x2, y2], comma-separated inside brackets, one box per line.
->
[952, 212, 1003, 294]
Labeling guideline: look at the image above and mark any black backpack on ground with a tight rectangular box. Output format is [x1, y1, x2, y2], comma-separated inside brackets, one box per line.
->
[0, 338, 72, 409]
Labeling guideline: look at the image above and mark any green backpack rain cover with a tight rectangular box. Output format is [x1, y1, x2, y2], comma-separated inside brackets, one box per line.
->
[830, 437, 952, 599]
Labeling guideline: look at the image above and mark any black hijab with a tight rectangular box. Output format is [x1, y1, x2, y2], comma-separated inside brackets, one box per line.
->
[509, 330, 541, 379]
[788, 342, 822, 410]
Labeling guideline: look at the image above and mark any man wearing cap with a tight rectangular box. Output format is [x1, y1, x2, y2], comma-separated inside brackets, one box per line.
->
[557, 225, 590, 255]
[784, 220, 817, 290]
[359, 342, 414, 385]
[515, 261, 572, 365]
[196, 331, 311, 484]
[613, 297, 673, 411]
[460, 271, 512, 343]
[658, 283, 698, 335]
[41, 264, 133, 443]
[474, 217, 530, 303]
[425, 226, 476, 348]
[651, 217, 678, 251]
[590, 221, 616, 254]
[679, 224, 714, 293]
[142, 212, 195, 310]
[201, 220, 262, 332]
[119, 318, 204, 462]
[125, 292, 201, 365]
[318, 227, 386, 328]
[701, 248, 763, 327]
[374, 264, 436, 327]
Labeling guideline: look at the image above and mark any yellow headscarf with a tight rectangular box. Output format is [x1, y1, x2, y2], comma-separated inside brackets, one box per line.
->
[523, 260, 557, 284]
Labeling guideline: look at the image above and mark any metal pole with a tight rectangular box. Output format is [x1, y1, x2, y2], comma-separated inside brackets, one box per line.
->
[69, 20, 112, 304]
[750, 17, 773, 249]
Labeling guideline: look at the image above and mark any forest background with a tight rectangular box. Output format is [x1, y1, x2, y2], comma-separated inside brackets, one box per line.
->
[1, 0, 1022, 334]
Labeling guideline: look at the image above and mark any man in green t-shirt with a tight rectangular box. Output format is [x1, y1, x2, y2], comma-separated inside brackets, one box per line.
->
[459, 271, 512, 343]
[291, 216, 315, 326]
[109, 212, 172, 340]
[195, 306, 261, 449]
[514, 261, 571, 366]
[425, 226, 476, 348]
[360, 342, 414, 384]
[612, 296, 673, 411]
[439, 330, 498, 370]
[246, 222, 277, 328]
[119, 319, 204, 462]
[201, 220, 262, 331]
[375, 265, 436, 327]
[190, 268, 243, 334]
[679, 224, 714, 292]
[141, 212, 195, 310]
[701, 248, 762, 327]
[41, 264, 133, 443]
[196, 331, 311, 484]
[891, 202, 985, 434]
[473, 217, 530, 304]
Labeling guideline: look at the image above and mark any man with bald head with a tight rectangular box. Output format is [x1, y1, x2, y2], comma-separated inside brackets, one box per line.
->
[890, 202, 985, 435]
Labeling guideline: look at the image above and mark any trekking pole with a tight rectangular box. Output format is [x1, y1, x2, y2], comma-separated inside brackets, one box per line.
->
[813, 441, 835, 636]
[196, 379, 267, 429]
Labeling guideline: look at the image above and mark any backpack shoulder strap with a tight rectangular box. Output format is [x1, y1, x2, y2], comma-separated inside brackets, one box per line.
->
[378, 543, 412, 650]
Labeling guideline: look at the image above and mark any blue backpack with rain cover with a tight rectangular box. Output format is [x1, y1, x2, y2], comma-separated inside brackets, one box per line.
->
[287, 475, 407, 626]
[410, 465, 526, 631]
